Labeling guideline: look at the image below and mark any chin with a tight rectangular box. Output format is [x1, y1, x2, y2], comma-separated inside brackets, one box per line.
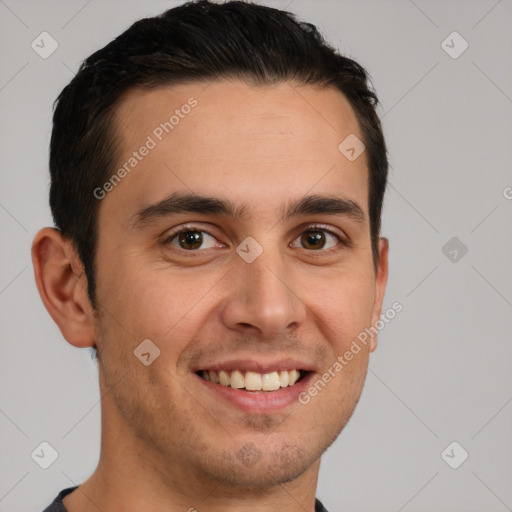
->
[195, 433, 333, 491]
[203, 456, 313, 490]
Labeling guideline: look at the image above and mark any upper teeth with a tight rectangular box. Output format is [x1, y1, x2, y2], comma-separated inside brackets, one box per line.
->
[201, 369, 301, 391]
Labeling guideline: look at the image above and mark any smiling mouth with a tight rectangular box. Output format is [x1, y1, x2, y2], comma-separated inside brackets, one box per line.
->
[196, 369, 308, 392]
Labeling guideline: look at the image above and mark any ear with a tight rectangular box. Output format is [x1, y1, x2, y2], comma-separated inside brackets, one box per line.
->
[31, 227, 96, 348]
[369, 237, 389, 352]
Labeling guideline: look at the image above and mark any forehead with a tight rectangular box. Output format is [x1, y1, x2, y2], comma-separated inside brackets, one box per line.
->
[104, 79, 369, 225]
[115, 78, 363, 150]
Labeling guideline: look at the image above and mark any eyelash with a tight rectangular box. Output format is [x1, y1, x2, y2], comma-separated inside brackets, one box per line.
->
[163, 224, 348, 254]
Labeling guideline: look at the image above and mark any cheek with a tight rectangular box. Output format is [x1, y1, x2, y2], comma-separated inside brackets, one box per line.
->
[305, 269, 376, 346]
[97, 260, 221, 348]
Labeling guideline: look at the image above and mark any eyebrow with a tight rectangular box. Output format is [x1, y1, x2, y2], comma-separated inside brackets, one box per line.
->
[131, 192, 366, 227]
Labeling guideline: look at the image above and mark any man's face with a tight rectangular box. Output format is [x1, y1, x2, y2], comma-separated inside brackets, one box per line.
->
[92, 79, 388, 489]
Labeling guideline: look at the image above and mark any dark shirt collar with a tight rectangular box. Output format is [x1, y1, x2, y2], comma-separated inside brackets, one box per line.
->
[43, 486, 330, 512]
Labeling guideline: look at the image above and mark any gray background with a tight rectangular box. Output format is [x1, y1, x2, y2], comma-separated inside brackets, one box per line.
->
[1, 0, 511, 511]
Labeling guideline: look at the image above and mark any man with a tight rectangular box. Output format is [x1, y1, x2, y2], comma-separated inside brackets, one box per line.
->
[32, 1, 389, 510]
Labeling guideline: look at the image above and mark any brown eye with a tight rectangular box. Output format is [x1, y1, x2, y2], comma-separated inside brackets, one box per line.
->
[291, 228, 341, 251]
[301, 231, 326, 249]
[167, 230, 218, 251]
[178, 231, 202, 250]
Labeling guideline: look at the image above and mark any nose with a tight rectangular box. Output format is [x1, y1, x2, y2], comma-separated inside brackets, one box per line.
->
[219, 245, 307, 339]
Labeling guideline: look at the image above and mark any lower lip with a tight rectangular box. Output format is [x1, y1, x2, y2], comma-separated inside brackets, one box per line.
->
[194, 372, 315, 413]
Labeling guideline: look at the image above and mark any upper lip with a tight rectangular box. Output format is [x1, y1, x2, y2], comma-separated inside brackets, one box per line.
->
[193, 358, 315, 374]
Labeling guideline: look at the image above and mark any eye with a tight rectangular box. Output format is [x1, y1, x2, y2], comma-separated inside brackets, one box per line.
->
[166, 229, 221, 251]
[290, 227, 342, 251]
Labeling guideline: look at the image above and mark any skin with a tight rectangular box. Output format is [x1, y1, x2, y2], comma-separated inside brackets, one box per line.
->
[32, 79, 388, 512]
